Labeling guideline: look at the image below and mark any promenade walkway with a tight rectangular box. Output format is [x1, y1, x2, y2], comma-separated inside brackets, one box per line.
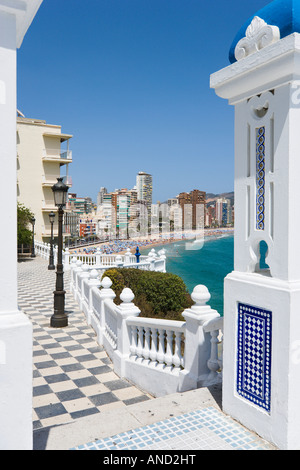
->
[18, 256, 276, 450]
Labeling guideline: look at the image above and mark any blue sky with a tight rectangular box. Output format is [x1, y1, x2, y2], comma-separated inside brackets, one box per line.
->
[17, 0, 270, 203]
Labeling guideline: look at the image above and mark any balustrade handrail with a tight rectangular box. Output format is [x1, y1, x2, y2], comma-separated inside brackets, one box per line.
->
[203, 316, 223, 333]
[126, 316, 185, 332]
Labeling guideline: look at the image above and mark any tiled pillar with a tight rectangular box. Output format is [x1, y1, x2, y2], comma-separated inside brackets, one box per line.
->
[211, 16, 300, 450]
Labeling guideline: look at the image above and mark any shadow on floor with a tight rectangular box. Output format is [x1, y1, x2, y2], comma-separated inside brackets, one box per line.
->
[207, 383, 222, 409]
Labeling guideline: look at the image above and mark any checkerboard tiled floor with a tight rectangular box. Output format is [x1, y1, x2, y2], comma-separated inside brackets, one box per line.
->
[18, 257, 152, 430]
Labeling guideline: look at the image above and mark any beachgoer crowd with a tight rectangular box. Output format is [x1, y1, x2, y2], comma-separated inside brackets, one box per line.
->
[69, 229, 234, 255]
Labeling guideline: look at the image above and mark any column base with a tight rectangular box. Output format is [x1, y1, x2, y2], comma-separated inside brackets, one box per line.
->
[0, 310, 33, 450]
[50, 313, 68, 328]
[223, 271, 300, 450]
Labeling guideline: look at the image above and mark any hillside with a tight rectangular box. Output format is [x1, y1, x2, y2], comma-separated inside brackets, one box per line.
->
[206, 191, 234, 205]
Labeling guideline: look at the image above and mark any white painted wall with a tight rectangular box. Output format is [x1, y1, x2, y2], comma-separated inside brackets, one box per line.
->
[211, 21, 300, 449]
[0, 0, 43, 450]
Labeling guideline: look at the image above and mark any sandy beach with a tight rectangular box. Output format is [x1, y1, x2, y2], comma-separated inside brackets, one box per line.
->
[68, 228, 234, 255]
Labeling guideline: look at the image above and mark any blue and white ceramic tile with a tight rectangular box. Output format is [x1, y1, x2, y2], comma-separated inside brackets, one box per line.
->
[256, 126, 265, 231]
[237, 303, 272, 413]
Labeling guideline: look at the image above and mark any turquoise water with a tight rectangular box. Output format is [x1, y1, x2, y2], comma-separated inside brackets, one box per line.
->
[142, 235, 234, 316]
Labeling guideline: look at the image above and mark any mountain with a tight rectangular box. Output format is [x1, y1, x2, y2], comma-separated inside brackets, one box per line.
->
[206, 191, 234, 205]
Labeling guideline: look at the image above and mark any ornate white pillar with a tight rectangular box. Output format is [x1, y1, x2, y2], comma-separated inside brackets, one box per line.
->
[0, 0, 43, 450]
[211, 11, 300, 450]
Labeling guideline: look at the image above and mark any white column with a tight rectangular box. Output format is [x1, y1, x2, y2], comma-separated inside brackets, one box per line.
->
[211, 18, 300, 449]
[98, 277, 116, 344]
[86, 269, 101, 325]
[113, 287, 140, 377]
[179, 285, 220, 391]
[0, 1, 43, 450]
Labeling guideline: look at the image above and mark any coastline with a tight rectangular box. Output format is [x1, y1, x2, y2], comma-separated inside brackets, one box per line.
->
[68, 228, 234, 255]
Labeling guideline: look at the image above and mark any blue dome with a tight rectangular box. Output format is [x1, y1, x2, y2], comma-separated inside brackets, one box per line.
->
[229, 0, 300, 63]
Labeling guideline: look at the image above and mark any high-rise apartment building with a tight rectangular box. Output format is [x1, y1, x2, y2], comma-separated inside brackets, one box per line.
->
[178, 190, 206, 229]
[136, 171, 153, 212]
[68, 194, 94, 215]
[97, 187, 107, 206]
[215, 197, 232, 226]
[17, 115, 73, 243]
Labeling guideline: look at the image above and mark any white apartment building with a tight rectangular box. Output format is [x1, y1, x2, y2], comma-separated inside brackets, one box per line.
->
[136, 171, 153, 211]
[17, 115, 73, 243]
[215, 197, 231, 226]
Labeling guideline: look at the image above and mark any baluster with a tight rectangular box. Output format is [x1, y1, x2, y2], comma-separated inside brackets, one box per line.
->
[149, 328, 158, 363]
[173, 331, 183, 369]
[130, 325, 138, 358]
[165, 330, 174, 367]
[207, 330, 221, 380]
[143, 327, 151, 361]
[217, 331, 223, 372]
[136, 326, 144, 359]
[157, 329, 165, 365]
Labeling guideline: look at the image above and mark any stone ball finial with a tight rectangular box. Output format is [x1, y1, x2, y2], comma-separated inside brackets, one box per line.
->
[90, 269, 99, 279]
[101, 277, 112, 289]
[120, 287, 135, 304]
[191, 285, 211, 306]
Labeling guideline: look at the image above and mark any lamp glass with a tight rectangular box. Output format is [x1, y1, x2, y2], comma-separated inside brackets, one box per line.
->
[49, 211, 55, 223]
[52, 177, 68, 208]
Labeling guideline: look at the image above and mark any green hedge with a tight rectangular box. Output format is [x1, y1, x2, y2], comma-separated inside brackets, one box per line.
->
[101, 268, 192, 321]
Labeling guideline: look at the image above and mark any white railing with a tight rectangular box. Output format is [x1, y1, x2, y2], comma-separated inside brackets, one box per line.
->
[35, 241, 166, 273]
[70, 262, 223, 398]
[43, 148, 72, 160]
[127, 317, 185, 371]
[35, 241, 58, 264]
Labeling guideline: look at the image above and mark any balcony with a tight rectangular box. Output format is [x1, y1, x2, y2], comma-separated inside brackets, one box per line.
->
[62, 175, 73, 186]
[42, 199, 56, 212]
[41, 225, 58, 238]
[42, 175, 73, 188]
[42, 148, 73, 163]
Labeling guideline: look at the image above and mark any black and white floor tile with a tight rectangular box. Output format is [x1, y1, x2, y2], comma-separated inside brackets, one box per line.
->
[18, 257, 151, 430]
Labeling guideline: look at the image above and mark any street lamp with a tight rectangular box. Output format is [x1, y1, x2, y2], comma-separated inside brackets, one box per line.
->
[48, 211, 55, 270]
[51, 177, 69, 328]
[31, 217, 36, 257]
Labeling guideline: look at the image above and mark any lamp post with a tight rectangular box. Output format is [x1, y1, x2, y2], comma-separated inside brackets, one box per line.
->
[48, 211, 55, 270]
[31, 217, 36, 257]
[51, 177, 69, 328]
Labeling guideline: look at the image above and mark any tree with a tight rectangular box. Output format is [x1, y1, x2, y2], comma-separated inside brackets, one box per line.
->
[17, 202, 34, 246]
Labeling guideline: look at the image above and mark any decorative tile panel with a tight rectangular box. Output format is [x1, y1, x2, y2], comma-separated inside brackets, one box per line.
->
[237, 303, 272, 413]
[256, 127, 265, 230]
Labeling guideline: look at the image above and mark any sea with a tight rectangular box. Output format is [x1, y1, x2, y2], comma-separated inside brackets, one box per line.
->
[141, 234, 234, 316]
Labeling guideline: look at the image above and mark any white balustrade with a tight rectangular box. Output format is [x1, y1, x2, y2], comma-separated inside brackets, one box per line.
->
[69, 256, 223, 398]
[127, 317, 185, 372]
[35, 240, 165, 272]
